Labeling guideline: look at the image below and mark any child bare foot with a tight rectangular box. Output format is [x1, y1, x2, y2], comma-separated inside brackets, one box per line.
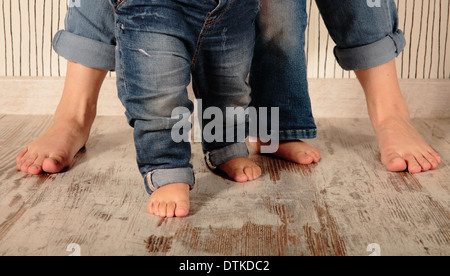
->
[16, 120, 90, 175]
[374, 117, 442, 174]
[250, 139, 321, 165]
[147, 183, 190, 218]
[218, 157, 262, 183]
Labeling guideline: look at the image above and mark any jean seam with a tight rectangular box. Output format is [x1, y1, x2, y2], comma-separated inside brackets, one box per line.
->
[117, 37, 129, 98]
[279, 129, 317, 133]
[191, 0, 235, 68]
[388, 33, 400, 54]
[114, 0, 129, 12]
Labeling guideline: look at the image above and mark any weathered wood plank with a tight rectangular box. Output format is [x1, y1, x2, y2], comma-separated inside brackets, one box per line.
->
[0, 115, 448, 256]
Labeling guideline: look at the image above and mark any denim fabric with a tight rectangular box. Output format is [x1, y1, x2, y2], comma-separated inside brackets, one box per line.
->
[53, 0, 116, 71]
[114, 0, 258, 192]
[315, 0, 406, 70]
[145, 168, 196, 195]
[53, 0, 406, 147]
[205, 142, 249, 171]
[251, 0, 317, 140]
[54, 0, 405, 73]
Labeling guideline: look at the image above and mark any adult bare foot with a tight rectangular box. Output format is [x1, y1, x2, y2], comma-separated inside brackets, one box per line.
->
[218, 157, 262, 183]
[15, 61, 107, 175]
[373, 117, 441, 174]
[355, 60, 442, 174]
[250, 139, 321, 165]
[147, 183, 190, 218]
[16, 120, 91, 174]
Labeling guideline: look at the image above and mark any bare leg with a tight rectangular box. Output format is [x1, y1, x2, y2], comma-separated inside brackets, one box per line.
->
[16, 61, 107, 174]
[355, 60, 442, 174]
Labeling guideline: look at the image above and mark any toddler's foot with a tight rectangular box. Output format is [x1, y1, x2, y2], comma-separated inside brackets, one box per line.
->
[147, 183, 190, 218]
[374, 117, 442, 174]
[218, 157, 262, 183]
[250, 139, 321, 165]
[16, 119, 90, 175]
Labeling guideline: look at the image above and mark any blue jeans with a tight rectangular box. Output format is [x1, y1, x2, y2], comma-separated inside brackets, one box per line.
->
[251, 0, 315, 140]
[114, 0, 258, 193]
[54, 0, 406, 141]
[315, 0, 406, 70]
[53, 0, 406, 189]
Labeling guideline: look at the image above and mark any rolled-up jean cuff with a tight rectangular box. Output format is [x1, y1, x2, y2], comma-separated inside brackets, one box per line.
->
[53, 30, 116, 71]
[144, 168, 195, 195]
[334, 30, 406, 71]
[278, 129, 318, 140]
[205, 142, 249, 171]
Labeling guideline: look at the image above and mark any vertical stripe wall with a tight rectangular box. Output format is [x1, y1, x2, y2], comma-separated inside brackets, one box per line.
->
[0, 0, 449, 79]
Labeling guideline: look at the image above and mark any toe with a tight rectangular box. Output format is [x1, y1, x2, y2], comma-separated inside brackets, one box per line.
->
[416, 155, 431, 171]
[383, 152, 407, 172]
[158, 202, 168, 218]
[404, 154, 422, 174]
[175, 200, 190, 217]
[20, 154, 38, 172]
[166, 202, 176, 218]
[227, 167, 249, 183]
[430, 151, 442, 165]
[147, 201, 154, 214]
[151, 202, 160, 216]
[235, 170, 250, 182]
[244, 167, 255, 181]
[42, 155, 66, 173]
[424, 152, 440, 169]
[28, 155, 46, 175]
[253, 166, 262, 180]
[311, 149, 322, 162]
[16, 148, 28, 167]
[296, 152, 314, 165]
[17, 151, 30, 170]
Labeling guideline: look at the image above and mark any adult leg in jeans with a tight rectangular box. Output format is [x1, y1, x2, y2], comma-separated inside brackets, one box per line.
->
[249, 0, 321, 165]
[316, 0, 441, 173]
[16, 0, 115, 174]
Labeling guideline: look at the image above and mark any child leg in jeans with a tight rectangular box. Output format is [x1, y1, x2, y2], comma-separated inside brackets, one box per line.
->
[114, 0, 261, 218]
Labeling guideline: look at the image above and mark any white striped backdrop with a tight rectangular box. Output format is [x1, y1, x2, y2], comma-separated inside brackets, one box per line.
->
[0, 0, 449, 79]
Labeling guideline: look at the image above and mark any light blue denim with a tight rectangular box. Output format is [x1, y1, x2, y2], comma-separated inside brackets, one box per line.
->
[114, 0, 258, 193]
[53, 0, 116, 71]
[315, 0, 406, 70]
[54, 0, 405, 73]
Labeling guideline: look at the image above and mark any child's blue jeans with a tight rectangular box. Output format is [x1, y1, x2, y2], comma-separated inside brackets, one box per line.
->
[113, 0, 259, 193]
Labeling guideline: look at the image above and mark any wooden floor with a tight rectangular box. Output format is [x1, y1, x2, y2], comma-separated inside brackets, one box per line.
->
[0, 115, 449, 256]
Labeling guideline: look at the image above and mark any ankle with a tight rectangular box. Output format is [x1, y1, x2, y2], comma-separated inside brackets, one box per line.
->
[371, 116, 413, 136]
[51, 109, 96, 138]
[54, 102, 97, 127]
[368, 100, 411, 129]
